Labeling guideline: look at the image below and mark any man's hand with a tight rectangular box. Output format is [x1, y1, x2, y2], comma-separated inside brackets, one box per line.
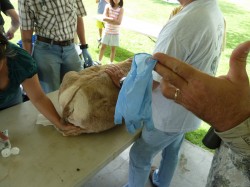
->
[153, 41, 250, 132]
[105, 64, 126, 88]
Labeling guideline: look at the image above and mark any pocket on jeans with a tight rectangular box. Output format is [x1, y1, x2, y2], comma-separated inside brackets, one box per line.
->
[34, 40, 52, 50]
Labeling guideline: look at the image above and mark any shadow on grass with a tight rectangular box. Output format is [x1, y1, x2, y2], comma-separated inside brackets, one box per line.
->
[94, 47, 135, 63]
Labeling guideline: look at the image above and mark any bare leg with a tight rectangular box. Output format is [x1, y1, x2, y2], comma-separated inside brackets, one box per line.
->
[98, 28, 103, 39]
[99, 44, 107, 63]
[110, 46, 116, 63]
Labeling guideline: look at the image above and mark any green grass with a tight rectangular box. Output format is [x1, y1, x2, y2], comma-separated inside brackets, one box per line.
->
[5, 0, 250, 151]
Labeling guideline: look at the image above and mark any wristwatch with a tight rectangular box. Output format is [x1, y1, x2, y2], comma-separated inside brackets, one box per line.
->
[80, 44, 88, 49]
[119, 77, 126, 88]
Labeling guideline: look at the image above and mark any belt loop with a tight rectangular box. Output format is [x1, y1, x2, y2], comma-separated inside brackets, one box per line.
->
[51, 40, 54, 45]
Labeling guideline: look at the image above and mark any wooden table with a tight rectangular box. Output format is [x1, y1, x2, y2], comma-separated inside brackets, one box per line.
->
[0, 91, 140, 187]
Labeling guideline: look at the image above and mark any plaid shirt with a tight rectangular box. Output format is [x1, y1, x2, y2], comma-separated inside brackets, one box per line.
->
[18, 0, 87, 41]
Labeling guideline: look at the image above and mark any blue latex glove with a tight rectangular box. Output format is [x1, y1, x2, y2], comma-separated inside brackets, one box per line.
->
[82, 48, 93, 68]
[114, 53, 157, 133]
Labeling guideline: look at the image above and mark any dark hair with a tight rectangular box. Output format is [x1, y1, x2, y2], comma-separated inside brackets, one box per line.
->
[110, 0, 123, 8]
[0, 33, 8, 61]
[0, 33, 15, 61]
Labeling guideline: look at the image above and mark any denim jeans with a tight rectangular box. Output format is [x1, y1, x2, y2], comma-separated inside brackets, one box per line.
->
[33, 41, 82, 93]
[126, 127, 184, 187]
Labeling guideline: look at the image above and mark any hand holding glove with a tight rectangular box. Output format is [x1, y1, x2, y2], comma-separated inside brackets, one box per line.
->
[114, 53, 157, 133]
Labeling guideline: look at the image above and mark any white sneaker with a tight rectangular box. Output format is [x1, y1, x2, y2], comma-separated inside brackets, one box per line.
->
[93, 61, 101, 65]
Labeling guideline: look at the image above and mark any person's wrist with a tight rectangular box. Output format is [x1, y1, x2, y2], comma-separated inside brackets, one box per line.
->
[80, 44, 88, 49]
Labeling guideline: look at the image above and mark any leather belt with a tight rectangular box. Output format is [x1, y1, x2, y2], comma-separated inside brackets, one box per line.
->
[37, 36, 74, 46]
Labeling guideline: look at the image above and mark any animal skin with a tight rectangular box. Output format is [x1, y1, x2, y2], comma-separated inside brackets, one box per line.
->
[58, 58, 132, 133]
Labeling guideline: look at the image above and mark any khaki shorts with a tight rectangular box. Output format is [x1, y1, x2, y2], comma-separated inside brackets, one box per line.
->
[215, 118, 250, 156]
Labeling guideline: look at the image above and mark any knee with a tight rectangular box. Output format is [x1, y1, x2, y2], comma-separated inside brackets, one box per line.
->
[101, 45, 106, 50]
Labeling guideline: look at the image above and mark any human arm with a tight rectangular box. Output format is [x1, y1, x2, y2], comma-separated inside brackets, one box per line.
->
[105, 63, 159, 90]
[77, 16, 87, 46]
[103, 6, 124, 25]
[4, 9, 20, 40]
[77, 16, 93, 67]
[22, 74, 82, 136]
[105, 64, 126, 88]
[20, 29, 33, 55]
[153, 41, 250, 132]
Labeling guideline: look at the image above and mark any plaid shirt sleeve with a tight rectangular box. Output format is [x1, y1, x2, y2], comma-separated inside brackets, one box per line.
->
[76, 0, 87, 17]
[18, 0, 34, 30]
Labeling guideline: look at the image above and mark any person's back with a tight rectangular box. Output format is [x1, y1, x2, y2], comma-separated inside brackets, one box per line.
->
[152, 0, 224, 132]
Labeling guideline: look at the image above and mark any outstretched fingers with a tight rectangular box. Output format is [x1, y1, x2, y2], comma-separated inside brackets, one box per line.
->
[153, 53, 190, 92]
[153, 52, 196, 81]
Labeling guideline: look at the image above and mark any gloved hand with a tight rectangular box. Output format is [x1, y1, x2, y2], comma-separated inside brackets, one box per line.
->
[81, 45, 93, 68]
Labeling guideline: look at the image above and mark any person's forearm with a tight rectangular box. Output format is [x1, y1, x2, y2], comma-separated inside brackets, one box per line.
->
[6, 9, 20, 32]
[8, 22, 19, 35]
[20, 29, 33, 54]
[77, 16, 87, 45]
[31, 94, 62, 129]
[103, 17, 121, 25]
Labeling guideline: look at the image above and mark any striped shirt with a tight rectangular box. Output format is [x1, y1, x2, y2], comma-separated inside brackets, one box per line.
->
[105, 6, 121, 35]
[18, 0, 87, 41]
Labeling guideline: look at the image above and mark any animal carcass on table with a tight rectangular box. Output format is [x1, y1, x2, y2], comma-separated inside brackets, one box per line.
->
[58, 59, 132, 133]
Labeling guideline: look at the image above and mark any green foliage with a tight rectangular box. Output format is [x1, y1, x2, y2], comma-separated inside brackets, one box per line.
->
[185, 123, 214, 152]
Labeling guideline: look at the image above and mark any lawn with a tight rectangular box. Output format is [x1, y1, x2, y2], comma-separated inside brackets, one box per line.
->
[5, 0, 250, 151]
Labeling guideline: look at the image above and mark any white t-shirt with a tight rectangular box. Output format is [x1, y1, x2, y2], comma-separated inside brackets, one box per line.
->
[152, 0, 224, 132]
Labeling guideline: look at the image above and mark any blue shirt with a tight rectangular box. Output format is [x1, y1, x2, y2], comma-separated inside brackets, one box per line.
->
[97, 0, 107, 14]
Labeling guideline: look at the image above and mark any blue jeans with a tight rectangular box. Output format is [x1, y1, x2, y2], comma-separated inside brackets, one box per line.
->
[126, 127, 184, 187]
[33, 41, 82, 93]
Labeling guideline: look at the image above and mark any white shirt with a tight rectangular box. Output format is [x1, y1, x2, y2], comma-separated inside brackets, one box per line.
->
[152, 0, 224, 132]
